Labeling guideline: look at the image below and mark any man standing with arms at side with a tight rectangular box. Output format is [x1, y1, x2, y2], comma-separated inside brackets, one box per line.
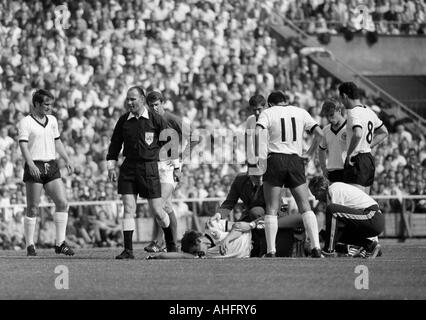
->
[251, 91, 324, 257]
[338, 82, 388, 194]
[107, 86, 176, 259]
[318, 99, 347, 183]
[18, 89, 74, 256]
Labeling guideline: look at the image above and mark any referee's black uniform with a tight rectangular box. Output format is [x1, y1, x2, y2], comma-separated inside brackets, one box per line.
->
[107, 109, 168, 199]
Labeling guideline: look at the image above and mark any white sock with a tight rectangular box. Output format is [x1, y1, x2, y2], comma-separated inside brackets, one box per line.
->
[53, 212, 68, 246]
[264, 215, 278, 254]
[122, 217, 135, 231]
[155, 210, 170, 228]
[24, 216, 37, 247]
[302, 211, 320, 249]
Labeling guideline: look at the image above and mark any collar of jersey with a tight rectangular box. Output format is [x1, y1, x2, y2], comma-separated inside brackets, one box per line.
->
[30, 114, 49, 128]
[330, 120, 347, 135]
[127, 108, 149, 120]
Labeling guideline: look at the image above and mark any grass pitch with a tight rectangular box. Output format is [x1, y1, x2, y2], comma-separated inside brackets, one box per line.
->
[1, 239, 425, 300]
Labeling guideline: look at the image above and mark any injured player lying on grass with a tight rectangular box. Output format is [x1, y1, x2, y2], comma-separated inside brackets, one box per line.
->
[146, 213, 305, 259]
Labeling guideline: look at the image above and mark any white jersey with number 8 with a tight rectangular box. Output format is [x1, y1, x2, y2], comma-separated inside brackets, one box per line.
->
[346, 106, 384, 157]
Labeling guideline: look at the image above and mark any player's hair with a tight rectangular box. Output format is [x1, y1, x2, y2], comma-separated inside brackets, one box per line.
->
[267, 91, 288, 106]
[338, 82, 359, 99]
[146, 91, 164, 104]
[181, 230, 203, 255]
[32, 89, 54, 107]
[320, 98, 343, 117]
[249, 94, 266, 107]
[308, 176, 329, 194]
[128, 86, 146, 98]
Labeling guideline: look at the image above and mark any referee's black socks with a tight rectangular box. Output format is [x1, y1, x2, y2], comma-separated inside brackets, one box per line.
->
[123, 230, 133, 251]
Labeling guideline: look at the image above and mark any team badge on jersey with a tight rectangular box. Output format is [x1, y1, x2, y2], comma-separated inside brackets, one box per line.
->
[341, 132, 347, 142]
[145, 132, 154, 145]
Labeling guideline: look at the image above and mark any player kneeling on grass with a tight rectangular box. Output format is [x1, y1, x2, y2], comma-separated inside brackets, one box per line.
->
[308, 176, 384, 259]
[146, 213, 304, 259]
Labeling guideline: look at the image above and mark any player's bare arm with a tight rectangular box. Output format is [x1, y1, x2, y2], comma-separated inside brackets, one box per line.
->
[18, 141, 41, 180]
[346, 126, 363, 164]
[302, 126, 324, 160]
[318, 148, 328, 178]
[370, 125, 389, 149]
[55, 139, 73, 174]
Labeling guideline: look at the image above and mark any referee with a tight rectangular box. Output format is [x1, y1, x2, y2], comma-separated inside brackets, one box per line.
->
[107, 86, 176, 259]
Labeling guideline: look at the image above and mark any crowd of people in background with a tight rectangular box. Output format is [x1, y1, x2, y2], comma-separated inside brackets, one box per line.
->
[279, 0, 426, 36]
[1, 0, 426, 249]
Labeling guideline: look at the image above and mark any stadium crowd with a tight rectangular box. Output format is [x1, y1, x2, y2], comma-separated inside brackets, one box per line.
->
[279, 0, 426, 36]
[1, 0, 426, 249]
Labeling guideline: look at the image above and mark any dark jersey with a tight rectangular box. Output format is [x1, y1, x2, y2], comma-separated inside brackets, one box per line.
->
[106, 109, 169, 162]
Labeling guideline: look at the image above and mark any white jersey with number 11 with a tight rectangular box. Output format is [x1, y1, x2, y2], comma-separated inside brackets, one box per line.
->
[256, 105, 318, 156]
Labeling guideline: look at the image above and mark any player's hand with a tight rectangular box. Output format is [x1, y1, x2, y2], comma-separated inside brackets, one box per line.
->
[219, 239, 229, 255]
[28, 163, 41, 180]
[301, 152, 311, 163]
[209, 212, 221, 223]
[232, 221, 252, 232]
[345, 156, 355, 167]
[108, 168, 117, 182]
[65, 162, 73, 175]
[173, 168, 182, 183]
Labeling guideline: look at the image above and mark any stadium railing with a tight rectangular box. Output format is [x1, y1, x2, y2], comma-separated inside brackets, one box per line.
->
[0, 196, 425, 242]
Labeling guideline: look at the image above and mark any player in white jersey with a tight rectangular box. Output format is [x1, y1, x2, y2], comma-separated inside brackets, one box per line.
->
[309, 176, 384, 259]
[146, 214, 303, 259]
[246, 94, 266, 169]
[318, 99, 347, 183]
[338, 82, 388, 193]
[17, 89, 74, 256]
[251, 91, 324, 258]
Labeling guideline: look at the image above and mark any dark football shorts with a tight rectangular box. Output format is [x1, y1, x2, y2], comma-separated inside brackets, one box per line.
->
[23, 160, 61, 185]
[118, 159, 161, 199]
[344, 152, 375, 187]
[263, 153, 306, 188]
[327, 169, 346, 183]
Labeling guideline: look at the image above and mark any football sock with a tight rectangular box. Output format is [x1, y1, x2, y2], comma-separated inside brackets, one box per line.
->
[122, 218, 135, 251]
[302, 211, 320, 249]
[264, 215, 278, 254]
[167, 208, 178, 246]
[24, 216, 36, 247]
[53, 212, 68, 246]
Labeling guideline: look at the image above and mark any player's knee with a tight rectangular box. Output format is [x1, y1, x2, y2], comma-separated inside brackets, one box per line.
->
[123, 202, 136, 215]
[27, 205, 39, 218]
[56, 199, 68, 212]
[163, 201, 174, 215]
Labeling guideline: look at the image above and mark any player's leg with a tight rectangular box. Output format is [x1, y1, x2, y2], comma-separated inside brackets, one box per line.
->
[24, 182, 43, 255]
[161, 182, 178, 251]
[44, 178, 74, 255]
[147, 197, 177, 251]
[263, 181, 282, 256]
[116, 194, 137, 259]
[290, 183, 321, 254]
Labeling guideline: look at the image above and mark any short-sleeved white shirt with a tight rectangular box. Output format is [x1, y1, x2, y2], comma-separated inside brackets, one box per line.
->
[328, 182, 378, 209]
[256, 105, 318, 156]
[18, 115, 60, 161]
[319, 121, 347, 170]
[346, 106, 384, 156]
